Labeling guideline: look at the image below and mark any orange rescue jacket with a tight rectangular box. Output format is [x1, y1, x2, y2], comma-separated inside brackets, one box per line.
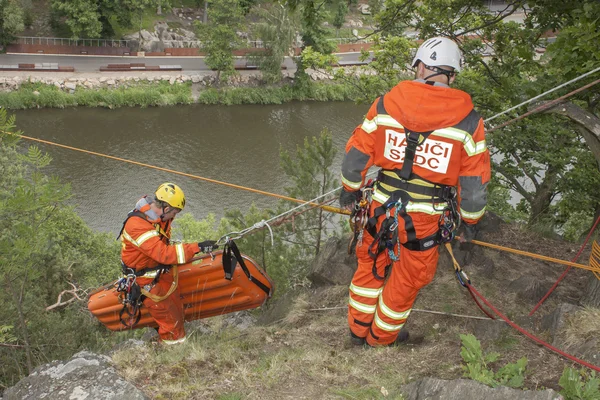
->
[120, 200, 200, 275]
[341, 80, 491, 224]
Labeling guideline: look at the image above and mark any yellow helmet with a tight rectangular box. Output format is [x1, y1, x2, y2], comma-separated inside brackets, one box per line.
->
[155, 183, 186, 210]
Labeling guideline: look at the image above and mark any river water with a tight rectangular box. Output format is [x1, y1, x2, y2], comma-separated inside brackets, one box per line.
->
[14, 102, 368, 235]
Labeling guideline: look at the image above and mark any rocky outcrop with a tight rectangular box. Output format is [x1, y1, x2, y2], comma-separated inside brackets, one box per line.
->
[3, 351, 147, 400]
[401, 378, 562, 400]
[308, 235, 357, 286]
[123, 22, 200, 51]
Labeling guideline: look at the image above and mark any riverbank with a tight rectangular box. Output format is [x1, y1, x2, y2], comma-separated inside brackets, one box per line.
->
[0, 69, 358, 109]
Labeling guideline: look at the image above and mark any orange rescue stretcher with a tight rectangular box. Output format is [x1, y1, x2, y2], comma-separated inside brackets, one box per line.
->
[88, 245, 274, 332]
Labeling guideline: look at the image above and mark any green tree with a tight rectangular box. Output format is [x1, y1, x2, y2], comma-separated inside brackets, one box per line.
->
[0, 111, 124, 387]
[288, 0, 335, 54]
[279, 129, 339, 257]
[51, 0, 171, 39]
[332, 1, 347, 36]
[195, 0, 244, 84]
[51, 0, 103, 38]
[249, 2, 298, 83]
[306, 0, 600, 232]
[0, 0, 24, 47]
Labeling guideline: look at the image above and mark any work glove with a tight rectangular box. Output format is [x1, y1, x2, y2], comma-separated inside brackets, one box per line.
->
[339, 188, 360, 210]
[198, 240, 218, 253]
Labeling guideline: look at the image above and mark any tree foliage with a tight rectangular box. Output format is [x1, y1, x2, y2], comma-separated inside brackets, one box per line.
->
[51, 0, 171, 39]
[195, 0, 244, 83]
[305, 0, 600, 234]
[278, 129, 339, 258]
[0, 0, 24, 47]
[0, 110, 124, 388]
[249, 2, 298, 84]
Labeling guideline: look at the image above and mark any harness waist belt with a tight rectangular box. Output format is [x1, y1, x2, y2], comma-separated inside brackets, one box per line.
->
[122, 262, 171, 278]
[377, 172, 454, 201]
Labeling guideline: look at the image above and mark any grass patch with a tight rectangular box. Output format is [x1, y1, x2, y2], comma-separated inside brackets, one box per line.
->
[0, 81, 193, 109]
[563, 307, 600, 350]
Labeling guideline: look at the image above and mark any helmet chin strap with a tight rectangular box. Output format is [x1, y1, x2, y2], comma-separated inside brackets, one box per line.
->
[423, 65, 454, 84]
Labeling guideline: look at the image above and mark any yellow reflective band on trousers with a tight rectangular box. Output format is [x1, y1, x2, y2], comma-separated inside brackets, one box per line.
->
[374, 311, 405, 332]
[378, 298, 411, 321]
[350, 283, 382, 298]
[162, 336, 186, 345]
[349, 296, 376, 314]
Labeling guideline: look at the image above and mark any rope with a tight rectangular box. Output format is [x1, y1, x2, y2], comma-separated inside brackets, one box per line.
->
[444, 243, 496, 319]
[467, 283, 600, 373]
[467, 238, 600, 273]
[486, 77, 600, 134]
[529, 215, 600, 316]
[218, 187, 342, 244]
[308, 305, 493, 321]
[1, 131, 350, 217]
[446, 242, 600, 373]
[484, 66, 600, 123]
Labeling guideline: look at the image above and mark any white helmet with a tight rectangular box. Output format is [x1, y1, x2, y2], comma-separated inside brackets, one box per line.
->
[412, 37, 462, 72]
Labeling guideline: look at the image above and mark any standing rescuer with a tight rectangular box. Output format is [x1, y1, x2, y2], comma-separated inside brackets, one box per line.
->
[119, 182, 218, 344]
[340, 37, 491, 347]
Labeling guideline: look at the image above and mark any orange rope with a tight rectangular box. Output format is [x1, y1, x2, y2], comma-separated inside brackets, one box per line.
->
[6, 131, 351, 216]
[4, 131, 596, 274]
[469, 238, 598, 273]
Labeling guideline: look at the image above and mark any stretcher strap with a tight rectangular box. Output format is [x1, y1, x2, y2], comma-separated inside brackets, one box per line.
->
[223, 240, 271, 295]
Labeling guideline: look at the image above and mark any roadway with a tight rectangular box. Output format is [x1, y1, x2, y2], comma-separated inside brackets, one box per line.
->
[0, 52, 369, 73]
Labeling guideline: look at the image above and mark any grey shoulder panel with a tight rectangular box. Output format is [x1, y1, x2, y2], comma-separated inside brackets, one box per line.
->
[452, 109, 481, 136]
[342, 146, 371, 183]
[459, 175, 488, 212]
[376, 95, 388, 115]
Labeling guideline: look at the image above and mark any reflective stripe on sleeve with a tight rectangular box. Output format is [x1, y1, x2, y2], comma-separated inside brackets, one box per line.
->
[461, 207, 486, 220]
[341, 176, 362, 190]
[349, 296, 377, 314]
[350, 283, 382, 298]
[175, 243, 186, 264]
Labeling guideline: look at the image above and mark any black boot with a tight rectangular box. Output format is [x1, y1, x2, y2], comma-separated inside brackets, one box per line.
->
[388, 328, 409, 347]
[349, 331, 366, 346]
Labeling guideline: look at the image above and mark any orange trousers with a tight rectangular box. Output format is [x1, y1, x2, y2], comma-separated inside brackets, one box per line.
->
[348, 200, 440, 346]
[140, 275, 186, 342]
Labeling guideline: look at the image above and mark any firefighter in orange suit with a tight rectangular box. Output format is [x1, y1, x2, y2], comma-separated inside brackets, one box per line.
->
[340, 37, 491, 347]
[120, 183, 218, 344]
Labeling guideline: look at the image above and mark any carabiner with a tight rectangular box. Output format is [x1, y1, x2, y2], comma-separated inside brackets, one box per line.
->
[455, 269, 471, 287]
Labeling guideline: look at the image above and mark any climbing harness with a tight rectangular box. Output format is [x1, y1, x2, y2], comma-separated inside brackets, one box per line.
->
[115, 273, 143, 327]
